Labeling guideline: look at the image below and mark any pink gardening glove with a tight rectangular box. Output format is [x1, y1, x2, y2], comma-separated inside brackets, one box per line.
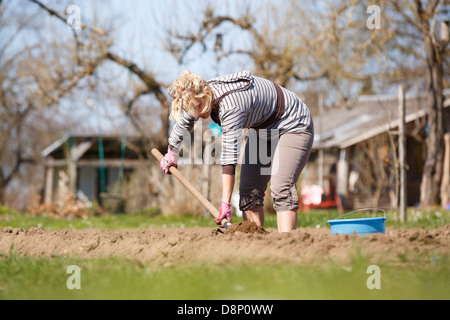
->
[214, 200, 232, 227]
[160, 148, 178, 174]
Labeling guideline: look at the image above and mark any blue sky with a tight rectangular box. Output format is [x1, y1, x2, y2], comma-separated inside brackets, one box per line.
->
[13, 0, 272, 133]
[7, 0, 390, 134]
[65, 0, 267, 81]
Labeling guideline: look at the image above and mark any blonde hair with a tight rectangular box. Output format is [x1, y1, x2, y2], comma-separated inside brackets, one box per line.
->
[167, 70, 214, 123]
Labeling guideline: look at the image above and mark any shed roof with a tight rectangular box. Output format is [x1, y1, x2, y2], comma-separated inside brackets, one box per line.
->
[313, 89, 450, 150]
[41, 133, 146, 160]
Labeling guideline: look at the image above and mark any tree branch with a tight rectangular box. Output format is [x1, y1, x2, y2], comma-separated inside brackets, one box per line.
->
[29, 0, 107, 35]
[293, 71, 329, 82]
[105, 52, 166, 105]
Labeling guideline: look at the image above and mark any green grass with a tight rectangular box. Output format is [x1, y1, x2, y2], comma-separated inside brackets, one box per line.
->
[1, 253, 448, 300]
[0, 207, 448, 300]
[0, 208, 448, 231]
[0, 209, 215, 230]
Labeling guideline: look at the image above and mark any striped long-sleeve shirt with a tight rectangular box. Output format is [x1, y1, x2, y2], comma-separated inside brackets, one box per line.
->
[168, 70, 313, 171]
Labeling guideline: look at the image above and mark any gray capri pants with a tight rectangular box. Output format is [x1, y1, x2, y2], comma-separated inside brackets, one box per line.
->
[239, 127, 314, 212]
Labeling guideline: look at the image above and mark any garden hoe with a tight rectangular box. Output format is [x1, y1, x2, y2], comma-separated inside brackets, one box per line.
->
[151, 148, 231, 233]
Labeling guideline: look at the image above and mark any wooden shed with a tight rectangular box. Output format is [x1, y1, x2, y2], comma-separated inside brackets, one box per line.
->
[303, 89, 450, 210]
[41, 134, 147, 208]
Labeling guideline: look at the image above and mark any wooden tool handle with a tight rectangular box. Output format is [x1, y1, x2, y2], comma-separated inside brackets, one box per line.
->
[151, 148, 231, 229]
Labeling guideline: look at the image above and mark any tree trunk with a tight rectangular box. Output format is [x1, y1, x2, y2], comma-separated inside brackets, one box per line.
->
[441, 133, 450, 208]
[157, 104, 170, 152]
[420, 38, 445, 208]
[105, 52, 169, 152]
[0, 186, 4, 205]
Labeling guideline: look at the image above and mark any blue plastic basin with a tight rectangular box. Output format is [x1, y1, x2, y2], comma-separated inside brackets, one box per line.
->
[327, 217, 388, 235]
[327, 208, 388, 236]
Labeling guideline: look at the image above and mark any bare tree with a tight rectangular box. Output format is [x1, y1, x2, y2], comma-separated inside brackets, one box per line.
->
[164, 1, 388, 106]
[24, 0, 449, 212]
[166, 0, 449, 208]
[166, 3, 330, 86]
[409, 1, 449, 207]
[382, 0, 450, 207]
[0, 0, 109, 205]
[28, 0, 171, 154]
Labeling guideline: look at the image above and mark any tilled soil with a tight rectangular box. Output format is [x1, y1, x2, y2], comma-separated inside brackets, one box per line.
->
[224, 220, 270, 235]
[0, 224, 448, 267]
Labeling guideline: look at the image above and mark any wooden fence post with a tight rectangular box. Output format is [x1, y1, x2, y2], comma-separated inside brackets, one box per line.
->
[398, 85, 407, 223]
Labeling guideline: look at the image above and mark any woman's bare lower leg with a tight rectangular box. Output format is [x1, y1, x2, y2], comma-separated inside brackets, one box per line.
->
[277, 211, 297, 233]
[243, 205, 264, 226]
